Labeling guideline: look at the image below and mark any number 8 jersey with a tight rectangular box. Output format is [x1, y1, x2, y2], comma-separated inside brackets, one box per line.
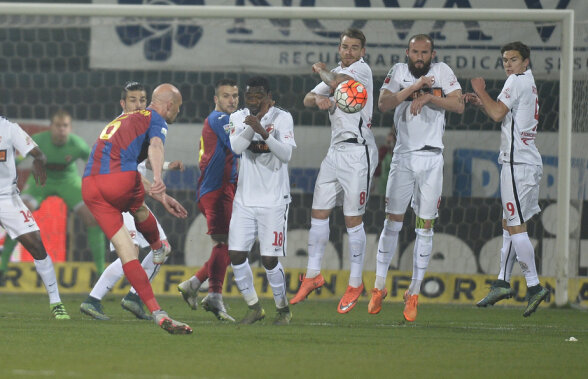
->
[497, 69, 542, 166]
[83, 109, 168, 177]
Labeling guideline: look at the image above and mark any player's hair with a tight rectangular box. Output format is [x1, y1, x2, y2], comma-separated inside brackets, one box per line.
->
[246, 76, 270, 94]
[215, 78, 238, 96]
[407, 34, 434, 51]
[340, 28, 366, 48]
[50, 109, 71, 124]
[501, 41, 531, 61]
[121, 81, 146, 101]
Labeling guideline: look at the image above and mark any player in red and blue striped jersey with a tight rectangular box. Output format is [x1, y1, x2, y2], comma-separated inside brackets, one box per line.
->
[178, 79, 239, 322]
[82, 83, 192, 334]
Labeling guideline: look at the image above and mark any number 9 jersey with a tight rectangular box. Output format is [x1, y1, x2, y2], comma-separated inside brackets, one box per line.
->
[83, 109, 168, 177]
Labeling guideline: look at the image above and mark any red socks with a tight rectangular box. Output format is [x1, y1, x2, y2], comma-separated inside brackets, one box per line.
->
[195, 244, 231, 293]
[123, 259, 160, 312]
[135, 212, 162, 250]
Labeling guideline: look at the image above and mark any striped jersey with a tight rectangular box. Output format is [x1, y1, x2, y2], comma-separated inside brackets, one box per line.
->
[83, 109, 167, 177]
[497, 69, 542, 166]
[197, 110, 238, 200]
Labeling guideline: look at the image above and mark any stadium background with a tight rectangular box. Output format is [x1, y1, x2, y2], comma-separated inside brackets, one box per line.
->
[0, 0, 587, 303]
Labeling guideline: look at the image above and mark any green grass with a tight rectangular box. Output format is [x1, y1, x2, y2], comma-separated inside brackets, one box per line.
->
[0, 293, 587, 379]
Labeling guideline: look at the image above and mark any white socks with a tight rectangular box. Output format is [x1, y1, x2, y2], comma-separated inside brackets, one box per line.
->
[265, 262, 288, 309]
[232, 259, 258, 306]
[375, 219, 403, 290]
[408, 228, 434, 295]
[347, 223, 366, 288]
[511, 232, 540, 287]
[306, 217, 330, 278]
[34, 255, 61, 304]
[498, 229, 516, 283]
[90, 249, 165, 299]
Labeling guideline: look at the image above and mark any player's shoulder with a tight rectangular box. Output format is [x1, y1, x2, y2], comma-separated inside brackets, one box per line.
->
[432, 61, 455, 73]
[231, 108, 249, 120]
[208, 110, 231, 125]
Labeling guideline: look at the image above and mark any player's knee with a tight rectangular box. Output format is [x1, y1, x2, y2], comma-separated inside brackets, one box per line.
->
[17, 233, 47, 260]
[229, 250, 247, 265]
[261, 256, 278, 270]
[415, 216, 435, 230]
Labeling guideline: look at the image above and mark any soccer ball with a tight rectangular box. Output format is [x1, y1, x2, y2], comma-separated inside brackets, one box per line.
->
[334, 79, 368, 114]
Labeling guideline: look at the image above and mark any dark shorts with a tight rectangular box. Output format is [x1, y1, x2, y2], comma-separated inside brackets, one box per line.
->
[82, 171, 144, 239]
[197, 183, 236, 235]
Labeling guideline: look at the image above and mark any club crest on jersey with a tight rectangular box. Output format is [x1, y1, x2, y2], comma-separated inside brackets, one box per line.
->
[265, 124, 274, 134]
[223, 123, 231, 135]
[0, 149, 6, 162]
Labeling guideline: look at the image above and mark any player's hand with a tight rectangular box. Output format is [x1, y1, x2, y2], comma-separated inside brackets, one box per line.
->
[471, 78, 486, 94]
[32, 157, 47, 186]
[415, 76, 435, 90]
[464, 92, 483, 107]
[167, 160, 184, 171]
[245, 115, 269, 139]
[410, 93, 431, 115]
[315, 95, 334, 111]
[161, 193, 188, 219]
[312, 62, 327, 73]
[149, 177, 166, 196]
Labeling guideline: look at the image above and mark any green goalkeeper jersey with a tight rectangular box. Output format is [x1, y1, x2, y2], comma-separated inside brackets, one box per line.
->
[32, 131, 90, 181]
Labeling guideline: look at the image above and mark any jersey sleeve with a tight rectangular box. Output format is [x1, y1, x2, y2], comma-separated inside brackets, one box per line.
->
[439, 63, 461, 95]
[341, 60, 371, 88]
[381, 64, 401, 93]
[310, 81, 331, 97]
[497, 74, 519, 109]
[274, 111, 296, 148]
[147, 111, 168, 144]
[208, 113, 232, 149]
[10, 122, 37, 157]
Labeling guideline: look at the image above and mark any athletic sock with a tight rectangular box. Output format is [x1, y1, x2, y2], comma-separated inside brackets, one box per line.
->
[129, 250, 163, 295]
[347, 223, 366, 288]
[122, 260, 159, 313]
[195, 261, 209, 283]
[1, 235, 18, 272]
[208, 244, 230, 294]
[232, 259, 258, 306]
[511, 232, 540, 287]
[90, 258, 123, 300]
[498, 229, 516, 283]
[306, 217, 330, 278]
[135, 212, 162, 250]
[34, 255, 61, 304]
[375, 219, 403, 290]
[409, 228, 434, 295]
[87, 226, 105, 275]
[265, 261, 288, 309]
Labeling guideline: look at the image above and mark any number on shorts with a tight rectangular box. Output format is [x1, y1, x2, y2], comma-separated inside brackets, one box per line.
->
[99, 120, 121, 140]
[506, 202, 516, 216]
[20, 210, 33, 223]
[272, 231, 283, 247]
[359, 191, 366, 205]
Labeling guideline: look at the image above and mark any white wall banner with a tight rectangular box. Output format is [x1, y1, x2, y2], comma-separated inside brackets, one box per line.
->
[90, 0, 588, 78]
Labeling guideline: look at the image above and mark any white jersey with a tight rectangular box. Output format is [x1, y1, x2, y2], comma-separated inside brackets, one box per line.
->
[0, 117, 37, 198]
[381, 62, 461, 154]
[497, 69, 542, 166]
[229, 107, 296, 207]
[311, 58, 375, 147]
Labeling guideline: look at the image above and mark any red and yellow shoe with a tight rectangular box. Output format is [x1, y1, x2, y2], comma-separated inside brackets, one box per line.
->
[337, 283, 364, 314]
[403, 290, 418, 322]
[290, 273, 325, 305]
[368, 288, 388, 314]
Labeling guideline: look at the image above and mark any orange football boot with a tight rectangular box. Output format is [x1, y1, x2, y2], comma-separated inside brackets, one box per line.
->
[337, 283, 364, 314]
[368, 288, 388, 314]
[403, 290, 419, 322]
[290, 273, 325, 305]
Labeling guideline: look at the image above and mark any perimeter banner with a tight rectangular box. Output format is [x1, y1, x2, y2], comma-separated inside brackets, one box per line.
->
[89, 0, 588, 79]
[1, 262, 587, 308]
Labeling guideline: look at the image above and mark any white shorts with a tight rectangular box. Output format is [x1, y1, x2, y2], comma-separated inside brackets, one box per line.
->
[500, 163, 542, 226]
[109, 209, 167, 252]
[228, 200, 289, 257]
[312, 142, 377, 216]
[0, 195, 40, 238]
[385, 151, 443, 220]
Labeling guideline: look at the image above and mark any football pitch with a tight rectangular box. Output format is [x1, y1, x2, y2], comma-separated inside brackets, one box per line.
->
[1, 293, 586, 379]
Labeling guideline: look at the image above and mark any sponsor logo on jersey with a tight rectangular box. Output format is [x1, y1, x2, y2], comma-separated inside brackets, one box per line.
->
[161, 127, 168, 136]
[223, 123, 231, 135]
[0, 150, 6, 162]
